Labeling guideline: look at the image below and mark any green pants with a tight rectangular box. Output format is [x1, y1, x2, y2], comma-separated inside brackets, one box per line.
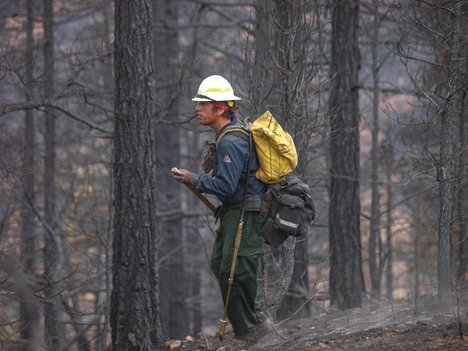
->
[210, 209, 264, 336]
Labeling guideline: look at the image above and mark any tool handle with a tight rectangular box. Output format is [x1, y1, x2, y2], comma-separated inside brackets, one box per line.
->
[183, 183, 217, 213]
[218, 318, 228, 340]
[218, 221, 244, 339]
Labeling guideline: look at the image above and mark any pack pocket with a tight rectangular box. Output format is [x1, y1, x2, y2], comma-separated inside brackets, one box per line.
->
[273, 193, 305, 208]
[259, 174, 316, 246]
[261, 218, 289, 247]
[273, 206, 302, 236]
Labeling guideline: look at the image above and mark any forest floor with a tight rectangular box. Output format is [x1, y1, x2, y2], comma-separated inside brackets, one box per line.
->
[156, 298, 468, 351]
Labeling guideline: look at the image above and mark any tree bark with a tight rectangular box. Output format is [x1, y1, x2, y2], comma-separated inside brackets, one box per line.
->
[437, 0, 462, 306]
[328, 0, 365, 310]
[455, 2, 467, 291]
[414, 198, 421, 313]
[252, 0, 313, 320]
[152, 0, 189, 339]
[436, 83, 453, 305]
[456, 88, 466, 288]
[277, 238, 311, 320]
[111, 0, 164, 349]
[20, 0, 40, 349]
[384, 145, 394, 302]
[369, 0, 382, 302]
[42, 0, 63, 348]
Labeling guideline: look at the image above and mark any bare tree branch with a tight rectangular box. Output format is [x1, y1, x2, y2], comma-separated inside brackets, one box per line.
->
[0, 100, 112, 136]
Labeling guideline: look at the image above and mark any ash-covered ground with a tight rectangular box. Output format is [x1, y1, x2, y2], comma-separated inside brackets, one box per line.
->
[156, 299, 468, 351]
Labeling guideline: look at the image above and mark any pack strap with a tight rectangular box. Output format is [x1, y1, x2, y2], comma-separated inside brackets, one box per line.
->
[216, 126, 250, 145]
[216, 125, 257, 196]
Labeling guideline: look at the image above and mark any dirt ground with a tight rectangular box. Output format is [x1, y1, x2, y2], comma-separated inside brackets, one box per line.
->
[156, 301, 468, 351]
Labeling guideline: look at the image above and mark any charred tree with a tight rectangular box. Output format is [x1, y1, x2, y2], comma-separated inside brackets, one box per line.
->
[456, 81, 467, 289]
[251, 0, 314, 321]
[436, 0, 462, 306]
[382, 143, 394, 302]
[328, 0, 365, 310]
[111, 0, 164, 349]
[42, 0, 64, 348]
[368, 0, 385, 302]
[20, 0, 39, 348]
[153, 0, 190, 339]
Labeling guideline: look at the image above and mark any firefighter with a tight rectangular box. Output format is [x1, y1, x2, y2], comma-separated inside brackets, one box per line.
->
[172, 75, 270, 342]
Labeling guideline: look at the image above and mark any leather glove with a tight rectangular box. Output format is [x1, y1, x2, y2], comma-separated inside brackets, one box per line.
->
[201, 141, 216, 174]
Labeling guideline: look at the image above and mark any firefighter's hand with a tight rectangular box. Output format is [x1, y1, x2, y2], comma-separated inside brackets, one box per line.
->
[171, 167, 192, 183]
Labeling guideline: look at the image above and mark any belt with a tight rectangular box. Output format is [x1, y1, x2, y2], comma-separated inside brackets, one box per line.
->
[214, 195, 263, 220]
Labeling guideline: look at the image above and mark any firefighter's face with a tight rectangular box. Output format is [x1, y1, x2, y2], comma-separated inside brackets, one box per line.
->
[195, 101, 223, 126]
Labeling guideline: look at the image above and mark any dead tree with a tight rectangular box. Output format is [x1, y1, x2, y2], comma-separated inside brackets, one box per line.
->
[20, 0, 39, 348]
[328, 0, 365, 310]
[152, 0, 190, 339]
[42, 0, 65, 348]
[395, 0, 465, 306]
[111, 0, 164, 349]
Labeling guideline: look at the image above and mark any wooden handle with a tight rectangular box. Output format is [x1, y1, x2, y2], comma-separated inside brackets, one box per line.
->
[218, 221, 244, 339]
[183, 183, 217, 213]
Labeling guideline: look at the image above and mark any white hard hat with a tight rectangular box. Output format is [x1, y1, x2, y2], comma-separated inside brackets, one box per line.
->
[192, 75, 241, 102]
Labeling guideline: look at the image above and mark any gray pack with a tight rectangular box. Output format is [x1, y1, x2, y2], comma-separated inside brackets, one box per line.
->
[260, 174, 315, 247]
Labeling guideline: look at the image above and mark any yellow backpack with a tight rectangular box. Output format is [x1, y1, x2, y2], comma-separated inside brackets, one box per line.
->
[251, 111, 298, 184]
[216, 111, 298, 184]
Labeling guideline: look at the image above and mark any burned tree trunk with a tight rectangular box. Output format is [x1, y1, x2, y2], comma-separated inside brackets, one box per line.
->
[328, 0, 365, 310]
[111, 0, 164, 349]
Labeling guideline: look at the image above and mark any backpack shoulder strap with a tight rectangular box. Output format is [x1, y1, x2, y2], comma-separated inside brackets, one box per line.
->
[215, 124, 256, 188]
[216, 126, 250, 145]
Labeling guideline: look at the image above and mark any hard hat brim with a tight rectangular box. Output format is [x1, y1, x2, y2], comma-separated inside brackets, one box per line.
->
[192, 96, 212, 102]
